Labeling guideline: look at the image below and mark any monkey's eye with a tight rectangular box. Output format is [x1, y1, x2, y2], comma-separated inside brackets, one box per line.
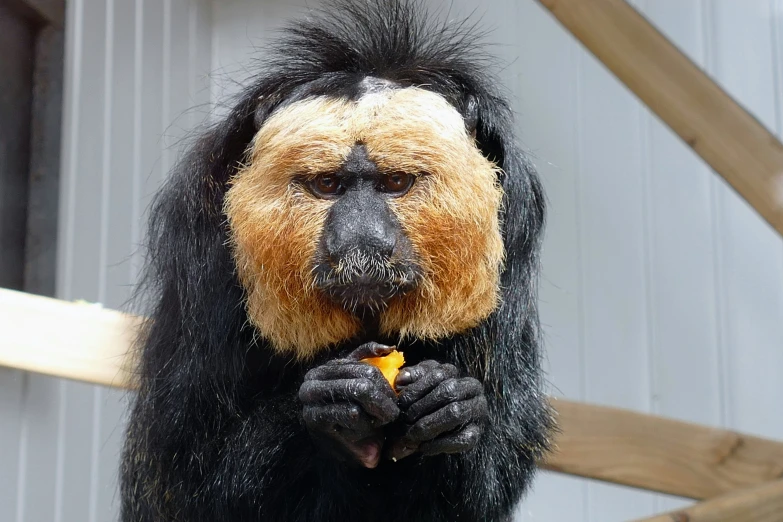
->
[380, 172, 414, 196]
[309, 174, 343, 197]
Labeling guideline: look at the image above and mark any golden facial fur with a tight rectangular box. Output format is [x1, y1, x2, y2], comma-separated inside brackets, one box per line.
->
[224, 86, 505, 358]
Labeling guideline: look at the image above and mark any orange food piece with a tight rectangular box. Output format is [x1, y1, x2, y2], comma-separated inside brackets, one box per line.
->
[361, 350, 405, 390]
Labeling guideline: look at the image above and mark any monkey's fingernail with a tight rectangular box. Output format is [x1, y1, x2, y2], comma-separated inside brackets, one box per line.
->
[395, 370, 412, 386]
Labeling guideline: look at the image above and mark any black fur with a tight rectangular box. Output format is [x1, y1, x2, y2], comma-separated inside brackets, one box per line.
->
[120, 1, 553, 520]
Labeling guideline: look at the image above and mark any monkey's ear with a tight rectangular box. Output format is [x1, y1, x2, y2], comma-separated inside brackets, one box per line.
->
[462, 94, 479, 139]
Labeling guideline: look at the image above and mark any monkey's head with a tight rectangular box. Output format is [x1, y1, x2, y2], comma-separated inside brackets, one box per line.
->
[225, 83, 504, 357]
[144, 0, 545, 363]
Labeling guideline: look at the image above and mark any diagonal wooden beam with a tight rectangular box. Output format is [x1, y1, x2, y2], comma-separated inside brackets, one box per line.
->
[632, 479, 783, 522]
[536, 0, 783, 238]
[2, 287, 783, 500]
[542, 399, 783, 500]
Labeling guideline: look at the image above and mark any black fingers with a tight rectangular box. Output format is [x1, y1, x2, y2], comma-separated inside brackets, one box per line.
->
[304, 362, 395, 397]
[406, 395, 487, 443]
[302, 354, 487, 465]
[302, 402, 385, 468]
[298, 378, 399, 425]
[396, 361, 459, 409]
[419, 423, 483, 456]
[299, 353, 402, 468]
[387, 361, 488, 461]
[347, 342, 396, 361]
[304, 362, 381, 382]
[403, 377, 483, 423]
[302, 403, 375, 440]
[395, 360, 440, 387]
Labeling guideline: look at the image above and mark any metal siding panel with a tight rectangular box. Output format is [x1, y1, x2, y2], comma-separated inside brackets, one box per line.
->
[65, 0, 106, 302]
[19, 374, 61, 522]
[165, 0, 194, 175]
[576, 28, 657, 522]
[189, 0, 213, 129]
[137, 0, 165, 241]
[709, 0, 783, 440]
[56, 0, 78, 301]
[161, 0, 172, 176]
[211, 0, 308, 107]
[55, 0, 106, 520]
[129, 0, 145, 288]
[91, 1, 138, 519]
[104, 0, 137, 322]
[637, 0, 722, 427]
[95, 389, 128, 521]
[770, 0, 783, 140]
[0, 369, 24, 522]
[635, 0, 722, 512]
[46, 0, 214, 520]
[52, 3, 79, 520]
[511, 1, 587, 520]
[58, 381, 98, 522]
[774, 0, 783, 137]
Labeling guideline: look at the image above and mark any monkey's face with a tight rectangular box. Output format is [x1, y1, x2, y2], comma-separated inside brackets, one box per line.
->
[225, 86, 504, 358]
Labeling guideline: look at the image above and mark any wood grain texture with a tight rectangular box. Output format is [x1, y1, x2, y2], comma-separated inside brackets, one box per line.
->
[3, 287, 783, 502]
[0, 288, 139, 389]
[632, 480, 783, 522]
[542, 399, 783, 500]
[536, 0, 783, 238]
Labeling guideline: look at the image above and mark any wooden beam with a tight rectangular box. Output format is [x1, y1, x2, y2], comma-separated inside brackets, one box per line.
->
[2, 287, 783, 500]
[632, 480, 783, 522]
[542, 399, 783, 500]
[536, 0, 783, 238]
[0, 288, 139, 388]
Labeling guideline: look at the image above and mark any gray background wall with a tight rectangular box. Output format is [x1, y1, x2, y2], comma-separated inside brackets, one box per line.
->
[1, 0, 782, 521]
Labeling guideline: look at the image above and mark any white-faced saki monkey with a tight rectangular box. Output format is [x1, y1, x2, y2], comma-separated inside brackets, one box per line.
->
[120, 0, 554, 520]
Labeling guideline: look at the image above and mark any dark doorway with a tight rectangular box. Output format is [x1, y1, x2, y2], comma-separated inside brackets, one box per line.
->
[0, 0, 65, 297]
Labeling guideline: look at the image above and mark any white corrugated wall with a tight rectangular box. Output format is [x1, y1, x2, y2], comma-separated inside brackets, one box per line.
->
[0, 0, 781, 521]
[0, 0, 212, 520]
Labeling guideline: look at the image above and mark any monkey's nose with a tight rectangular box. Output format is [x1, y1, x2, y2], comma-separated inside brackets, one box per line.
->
[324, 215, 397, 261]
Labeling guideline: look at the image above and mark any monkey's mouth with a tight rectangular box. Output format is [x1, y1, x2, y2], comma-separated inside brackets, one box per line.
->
[312, 251, 420, 316]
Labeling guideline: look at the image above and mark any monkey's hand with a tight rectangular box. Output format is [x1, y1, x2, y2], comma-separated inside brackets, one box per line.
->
[299, 342, 401, 469]
[386, 361, 488, 461]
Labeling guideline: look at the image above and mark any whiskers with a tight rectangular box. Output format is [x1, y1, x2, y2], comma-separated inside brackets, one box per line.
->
[312, 249, 420, 315]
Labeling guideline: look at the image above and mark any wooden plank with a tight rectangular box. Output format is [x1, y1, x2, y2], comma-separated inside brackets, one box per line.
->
[542, 399, 783, 500]
[3, 287, 783, 500]
[536, 0, 783, 238]
[0, 288, 139, 389]
[632, 480, 783, 522]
